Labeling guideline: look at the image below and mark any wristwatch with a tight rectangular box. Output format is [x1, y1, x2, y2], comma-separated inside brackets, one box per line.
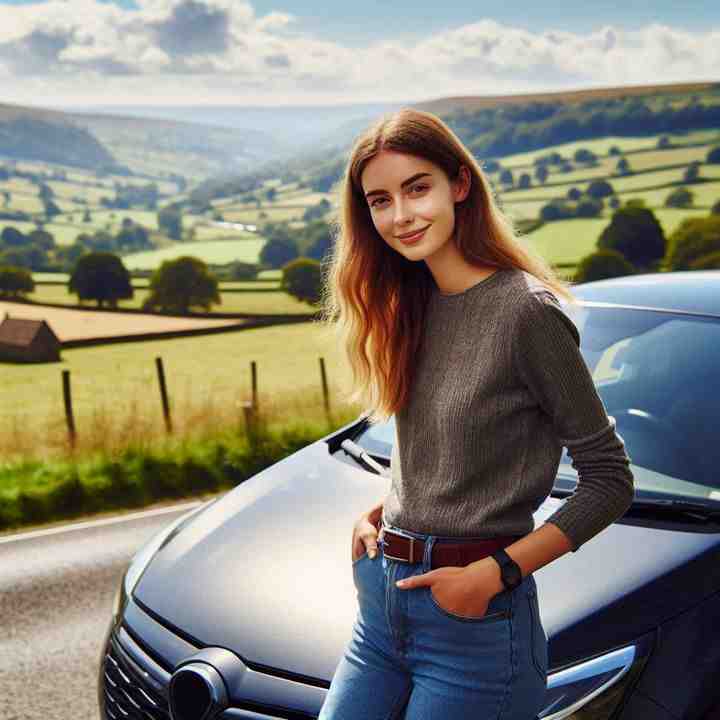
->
[490, 548, 523, 591]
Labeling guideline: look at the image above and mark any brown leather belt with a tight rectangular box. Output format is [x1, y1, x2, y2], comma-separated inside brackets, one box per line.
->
[378, 526, 521, 569]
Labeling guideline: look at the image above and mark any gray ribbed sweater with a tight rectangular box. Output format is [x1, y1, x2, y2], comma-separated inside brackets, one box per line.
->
[381, 267, 635, 552]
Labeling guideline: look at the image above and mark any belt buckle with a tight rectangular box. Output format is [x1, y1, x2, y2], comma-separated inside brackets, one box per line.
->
[382, 527, 417, 563]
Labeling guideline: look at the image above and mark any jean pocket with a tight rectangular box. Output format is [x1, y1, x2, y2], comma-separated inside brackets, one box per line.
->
[527, 589, 548, 680]
[352, 550, 371, 567]
[427, 586, 511, 624]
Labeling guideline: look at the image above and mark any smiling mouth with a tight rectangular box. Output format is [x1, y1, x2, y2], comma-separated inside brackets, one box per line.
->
[396, 226, 430, 242]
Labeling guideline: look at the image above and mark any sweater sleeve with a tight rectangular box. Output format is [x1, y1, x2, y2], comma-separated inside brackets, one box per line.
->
[512, 289, 635, 552]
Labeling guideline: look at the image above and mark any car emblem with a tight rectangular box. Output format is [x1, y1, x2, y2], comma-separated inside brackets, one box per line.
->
[168, 661, 229, 720]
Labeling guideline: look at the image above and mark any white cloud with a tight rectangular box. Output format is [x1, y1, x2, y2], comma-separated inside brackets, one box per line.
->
[0, 3, 717, 104]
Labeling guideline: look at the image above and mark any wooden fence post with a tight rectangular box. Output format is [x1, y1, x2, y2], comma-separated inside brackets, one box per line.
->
[319, 356, 332, 425]
[61, 369, 76, 451]
[250, 359, 258, 411]
[155, 356, 173, 434]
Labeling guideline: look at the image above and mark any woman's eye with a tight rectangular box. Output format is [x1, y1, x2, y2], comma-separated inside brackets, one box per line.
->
[370, 184, 428, 208]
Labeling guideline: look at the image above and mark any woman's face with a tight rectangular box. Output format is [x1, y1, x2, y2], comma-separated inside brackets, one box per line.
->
[360, 150, 469, 261]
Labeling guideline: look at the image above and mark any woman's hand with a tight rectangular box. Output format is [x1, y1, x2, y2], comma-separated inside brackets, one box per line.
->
[351, 505, 383, 563]
[395, 558, 502, 618]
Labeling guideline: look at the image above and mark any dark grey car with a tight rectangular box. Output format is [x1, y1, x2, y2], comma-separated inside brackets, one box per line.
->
[99, 270, 720, 720]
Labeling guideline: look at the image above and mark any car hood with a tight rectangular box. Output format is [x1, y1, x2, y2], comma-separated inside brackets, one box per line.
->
[133, 441, 720, 681]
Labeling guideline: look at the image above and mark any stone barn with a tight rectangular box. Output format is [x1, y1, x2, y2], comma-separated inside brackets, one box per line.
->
[0, 314, 61, 362]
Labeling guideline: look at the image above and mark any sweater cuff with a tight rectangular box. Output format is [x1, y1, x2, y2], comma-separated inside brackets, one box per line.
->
[543, 478, 634, 552]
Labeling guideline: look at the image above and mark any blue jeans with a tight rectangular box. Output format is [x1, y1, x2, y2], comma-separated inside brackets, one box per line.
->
[318, 522, 548, 720]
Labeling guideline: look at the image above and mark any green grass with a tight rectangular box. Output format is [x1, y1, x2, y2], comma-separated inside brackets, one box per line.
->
[119, 237, 266, 270]
[0, 319, 351, 461]
[498, 130, 720, 168]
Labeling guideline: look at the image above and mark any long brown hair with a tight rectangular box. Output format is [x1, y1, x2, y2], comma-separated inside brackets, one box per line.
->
[317, 107, 576, 425]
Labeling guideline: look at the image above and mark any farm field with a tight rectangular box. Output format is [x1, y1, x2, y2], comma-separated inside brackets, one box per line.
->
[0, 300, 244, 342]
[119, 237, 266, 270]
[520, 205, 712, 266]
[8, 159, 181, 196]
[0, 318, 352, 457]
[26, 285, 317, 314]
[497, 130, 720, 169]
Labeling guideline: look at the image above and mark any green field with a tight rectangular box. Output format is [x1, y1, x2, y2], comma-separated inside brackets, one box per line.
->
[497, 130, 720, 168]
[0, 319, 351, 447]
[119, 237, 265, 270]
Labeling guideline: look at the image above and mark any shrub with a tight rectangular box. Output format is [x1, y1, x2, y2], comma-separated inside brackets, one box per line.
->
[574, 249, 635, 283]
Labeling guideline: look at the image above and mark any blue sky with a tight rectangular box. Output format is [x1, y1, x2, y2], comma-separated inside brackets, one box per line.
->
[0, 0, 718, 106]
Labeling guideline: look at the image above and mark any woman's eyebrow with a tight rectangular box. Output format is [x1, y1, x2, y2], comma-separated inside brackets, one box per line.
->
[364, 172, 432, 199]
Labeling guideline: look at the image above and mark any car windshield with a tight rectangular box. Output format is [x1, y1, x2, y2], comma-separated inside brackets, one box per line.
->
[351, 304, 720, 503]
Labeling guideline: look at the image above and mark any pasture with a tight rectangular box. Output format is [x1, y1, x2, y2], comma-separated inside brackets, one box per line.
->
[0, 318, 352, 462]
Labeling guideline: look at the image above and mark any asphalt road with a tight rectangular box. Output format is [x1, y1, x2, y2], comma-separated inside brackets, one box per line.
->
[0, 499, 209, 720]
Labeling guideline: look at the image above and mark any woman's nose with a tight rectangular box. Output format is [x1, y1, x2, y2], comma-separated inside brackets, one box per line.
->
[393, 197, 413, 225]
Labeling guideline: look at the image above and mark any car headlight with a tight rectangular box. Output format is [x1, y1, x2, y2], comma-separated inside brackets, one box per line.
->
[111, 498, 218, 624]
[539, 634, 653, 719]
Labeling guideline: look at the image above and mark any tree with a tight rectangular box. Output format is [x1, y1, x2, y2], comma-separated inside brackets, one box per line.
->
[116, 222, 151, 252]
[303, 198, 331, 222]
[260, 224, 299, 268]
[69, 252, 133, 308]
[227, 260, 258, 280]
[608, 145, 622, 156]
[574, 249, 635, 283]
[1, 226, 27, 247]
[664, 216, 720, 270]
[711, 199, 720, 215]
[665, 187, 694, 208]
[304, 220, 334, 262]
[27, 228, 54, 250]
[534, 165, 549, 184]
[683, 162, 701, 183]
[574, 148, 597, 164]
[616, 157, 631, 175]
[158, 204, 183, 240]
[566, 187, 582, 201]
[142, 256, 220, 313]
[43, 198, 62, 219]
[587, 179, 615, 199]
[540, 200, 574, 221]
[597, 206, 666, 271]
[0, 264, 34, 298]
[576, 197, 603, 218]
[499, 168, 514, 187]
[282, 257, 322, 306]
[707, 146, 720, 164]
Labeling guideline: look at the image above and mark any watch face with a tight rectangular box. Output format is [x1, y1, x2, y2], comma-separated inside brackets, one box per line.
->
[504, 561, 522, 587]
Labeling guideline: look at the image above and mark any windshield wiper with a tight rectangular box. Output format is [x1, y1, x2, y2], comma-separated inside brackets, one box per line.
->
[628, 496, 720, 522]
[340, 439, 390, 477]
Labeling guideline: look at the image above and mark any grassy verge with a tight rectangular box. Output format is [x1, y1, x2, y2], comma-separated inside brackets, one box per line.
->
[0, 393, 362, 533]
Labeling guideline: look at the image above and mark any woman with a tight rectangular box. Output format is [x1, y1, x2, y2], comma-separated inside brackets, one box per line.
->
[316, 108, 635, 719]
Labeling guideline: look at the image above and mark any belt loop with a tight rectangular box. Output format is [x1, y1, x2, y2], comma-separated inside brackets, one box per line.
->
[422, 534, 435, 571]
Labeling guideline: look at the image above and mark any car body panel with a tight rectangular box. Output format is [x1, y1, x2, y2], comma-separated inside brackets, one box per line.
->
[132, 440, 720, 682]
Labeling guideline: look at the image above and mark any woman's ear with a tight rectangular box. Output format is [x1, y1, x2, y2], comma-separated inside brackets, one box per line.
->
[453, 165, 471, 203]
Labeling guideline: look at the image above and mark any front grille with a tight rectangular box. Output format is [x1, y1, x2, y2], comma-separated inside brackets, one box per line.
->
[102, 629, 171, 720]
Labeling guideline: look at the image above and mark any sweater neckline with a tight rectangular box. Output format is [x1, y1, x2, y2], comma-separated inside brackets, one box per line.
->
[434, 267, 507, 301]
